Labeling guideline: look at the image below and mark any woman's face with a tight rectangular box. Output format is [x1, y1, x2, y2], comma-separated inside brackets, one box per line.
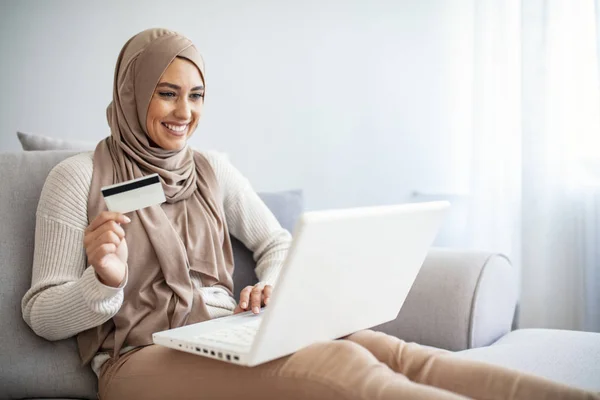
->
[146, 57, 205, 150]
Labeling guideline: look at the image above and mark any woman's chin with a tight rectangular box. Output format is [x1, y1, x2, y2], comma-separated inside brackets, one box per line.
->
[157, 138, 187, 151]
[148, 129, 192, 151]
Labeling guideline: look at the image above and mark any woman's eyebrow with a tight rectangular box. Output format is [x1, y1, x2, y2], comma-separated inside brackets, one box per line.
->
[156, 82, 204, 91]
[156, 82, 180, 90]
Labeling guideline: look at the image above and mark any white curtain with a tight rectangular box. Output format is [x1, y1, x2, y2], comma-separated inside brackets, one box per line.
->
[466, 0, 600, 332]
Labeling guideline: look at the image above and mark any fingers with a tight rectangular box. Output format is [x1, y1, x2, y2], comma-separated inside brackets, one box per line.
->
[84, 212, 130, 273]
[85, 225, 125, 250]
[238, 286, 253, 311]
[84, 212, 128, 250]
[263, 285, 273, 305]
[88, 243, 118, 269]
[238, 285, 273, 314]
[249, 286, 262, 314]
[86, 211, 130, 234]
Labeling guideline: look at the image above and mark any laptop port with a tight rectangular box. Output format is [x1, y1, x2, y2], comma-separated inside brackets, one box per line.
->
[234, 356, 239, 361]
[218, 352, 223, 358]
[226, 354, 231, 361]
[203, 349, 208, 354]
[210, 351, 215, 356]
[195, 347, 201, 352]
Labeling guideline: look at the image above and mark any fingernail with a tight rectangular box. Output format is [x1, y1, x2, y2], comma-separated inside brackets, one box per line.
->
[253, 307, 259, 314]
[264, 298, 269, 305]
[241, 302, 247, 309]
[123, 216, 131, 223]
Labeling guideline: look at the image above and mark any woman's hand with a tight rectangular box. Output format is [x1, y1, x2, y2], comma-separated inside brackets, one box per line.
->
[84, 211, 130, 288]
[234, 284, 273, 314]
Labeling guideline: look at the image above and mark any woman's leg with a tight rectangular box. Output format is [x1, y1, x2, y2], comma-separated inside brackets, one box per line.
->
[98, 341, 470, 400]
[347, 330, 599, 400]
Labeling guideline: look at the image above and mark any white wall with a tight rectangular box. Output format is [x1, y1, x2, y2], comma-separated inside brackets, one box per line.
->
[0, 0, 473, 211]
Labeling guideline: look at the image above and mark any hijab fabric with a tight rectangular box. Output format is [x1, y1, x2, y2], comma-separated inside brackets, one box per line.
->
[77, 28, 234, 364]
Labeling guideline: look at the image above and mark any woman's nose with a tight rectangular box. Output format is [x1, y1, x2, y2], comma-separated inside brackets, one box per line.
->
[174, 98, 192, 120]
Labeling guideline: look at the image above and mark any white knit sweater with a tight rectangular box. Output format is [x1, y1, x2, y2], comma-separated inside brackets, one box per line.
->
[21, 151, 291, 375]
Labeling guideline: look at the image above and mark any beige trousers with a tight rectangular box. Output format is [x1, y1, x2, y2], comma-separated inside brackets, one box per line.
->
[98, 330, 598, 400]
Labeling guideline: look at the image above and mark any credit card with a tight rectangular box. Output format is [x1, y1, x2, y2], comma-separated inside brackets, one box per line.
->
[101, 173, 166, 213]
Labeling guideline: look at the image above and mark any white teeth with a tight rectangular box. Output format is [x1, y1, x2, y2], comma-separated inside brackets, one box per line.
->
[164, 123, 187, 132]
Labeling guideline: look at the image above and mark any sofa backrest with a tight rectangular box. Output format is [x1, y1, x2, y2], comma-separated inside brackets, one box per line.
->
[0, 150, 302, 399]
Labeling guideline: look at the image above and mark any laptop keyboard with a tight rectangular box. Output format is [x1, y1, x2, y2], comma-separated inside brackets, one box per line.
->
[193, 317, 262, 348]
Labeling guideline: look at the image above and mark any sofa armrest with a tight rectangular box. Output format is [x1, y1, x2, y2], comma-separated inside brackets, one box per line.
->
[372, 248, 517, 351]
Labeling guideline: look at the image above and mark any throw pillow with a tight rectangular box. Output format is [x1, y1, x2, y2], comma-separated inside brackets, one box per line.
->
[17, 132, 96, 151]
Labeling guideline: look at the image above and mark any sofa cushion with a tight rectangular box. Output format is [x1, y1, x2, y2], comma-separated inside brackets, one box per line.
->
[17, 131, 96, 151]
[457, 328, 600, 392]
[372, 250, 516, 352]
[231, 190, 303, 298]
[16, 132, 231, 163]
[0, 150, 302, 399]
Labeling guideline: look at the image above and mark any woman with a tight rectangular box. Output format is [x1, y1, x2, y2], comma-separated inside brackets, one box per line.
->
[21, 28, 597, 400]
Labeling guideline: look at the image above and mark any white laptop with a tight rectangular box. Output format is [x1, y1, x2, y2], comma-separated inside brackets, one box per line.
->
[152, 201, 449, 367]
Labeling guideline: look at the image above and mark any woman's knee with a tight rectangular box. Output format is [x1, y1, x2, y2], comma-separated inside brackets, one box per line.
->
[282, 339, 380, 377]
[313, 338, 376, 359]
[279, 340, 405, 400]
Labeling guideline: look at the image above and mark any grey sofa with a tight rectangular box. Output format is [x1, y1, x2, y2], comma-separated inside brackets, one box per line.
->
[0, 150, 598, 399]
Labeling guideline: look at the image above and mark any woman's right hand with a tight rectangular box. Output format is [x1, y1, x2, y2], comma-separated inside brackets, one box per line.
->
[84, 211, 131, 288]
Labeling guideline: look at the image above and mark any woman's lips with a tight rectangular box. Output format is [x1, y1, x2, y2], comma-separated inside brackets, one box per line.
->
[162, 122, 188, 137]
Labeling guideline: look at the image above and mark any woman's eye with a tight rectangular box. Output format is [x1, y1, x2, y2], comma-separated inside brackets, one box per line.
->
[158, 91, 176, 98]
[190, 93, 205, 100]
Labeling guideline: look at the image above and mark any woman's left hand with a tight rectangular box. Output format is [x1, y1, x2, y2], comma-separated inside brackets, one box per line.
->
[234, 284, 273, 315]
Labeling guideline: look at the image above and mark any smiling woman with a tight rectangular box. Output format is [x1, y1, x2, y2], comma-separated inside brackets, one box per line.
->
[146, 57, 205, 150]
[20, 27, 599, 400]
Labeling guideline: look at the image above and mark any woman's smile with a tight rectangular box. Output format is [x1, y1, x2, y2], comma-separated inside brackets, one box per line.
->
[161, 121, 189, 137]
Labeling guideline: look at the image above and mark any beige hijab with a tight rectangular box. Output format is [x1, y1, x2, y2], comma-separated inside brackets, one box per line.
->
[77, 28, 234, 364]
